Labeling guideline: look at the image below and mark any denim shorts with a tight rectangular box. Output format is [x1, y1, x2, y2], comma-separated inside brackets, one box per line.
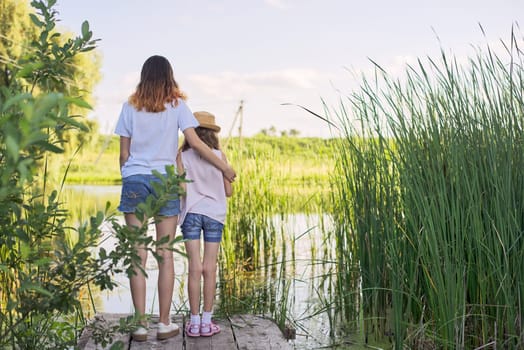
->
[181, 213, 224, 243]
[118, 174, 180, 217]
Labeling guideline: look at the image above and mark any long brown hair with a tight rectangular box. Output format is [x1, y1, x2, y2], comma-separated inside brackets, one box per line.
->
[181, 127, 219, 151]
[129, 55, 186, 112]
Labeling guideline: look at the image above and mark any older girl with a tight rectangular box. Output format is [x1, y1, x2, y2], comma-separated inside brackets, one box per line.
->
[115, 56, 235, 341]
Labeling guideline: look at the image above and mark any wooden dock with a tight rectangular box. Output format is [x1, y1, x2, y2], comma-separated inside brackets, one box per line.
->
[78, 313, 293, 349]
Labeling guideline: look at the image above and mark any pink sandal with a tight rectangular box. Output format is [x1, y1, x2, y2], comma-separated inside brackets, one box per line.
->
[185, 322, 200, 337]
[200, 322, 220, 337]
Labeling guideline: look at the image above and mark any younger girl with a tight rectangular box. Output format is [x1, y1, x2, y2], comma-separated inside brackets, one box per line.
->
[176, 111, 232, 337]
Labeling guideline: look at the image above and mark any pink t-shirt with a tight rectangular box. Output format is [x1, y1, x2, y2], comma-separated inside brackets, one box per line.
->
[179, 148, 227, 225]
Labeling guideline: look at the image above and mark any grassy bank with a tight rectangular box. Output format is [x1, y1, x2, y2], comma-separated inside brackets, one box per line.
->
[58, 134, 335, 204]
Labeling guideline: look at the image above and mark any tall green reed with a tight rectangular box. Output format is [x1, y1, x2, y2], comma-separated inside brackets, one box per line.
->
[220, 136, 329, 273]
[219, 137, 292, 317]
[330, 33, 524, 348]
[217, 136, 333, 327]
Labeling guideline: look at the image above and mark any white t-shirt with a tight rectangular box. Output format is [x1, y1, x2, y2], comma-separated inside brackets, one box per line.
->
[114, 99, 199, 178]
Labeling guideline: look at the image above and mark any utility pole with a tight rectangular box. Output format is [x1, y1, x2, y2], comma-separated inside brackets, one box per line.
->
[224, 100, 244, 150]
[238, 100, 244, 150]
[237, 100, 244, 139]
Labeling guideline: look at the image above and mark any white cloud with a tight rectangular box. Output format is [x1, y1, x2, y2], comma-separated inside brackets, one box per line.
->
[264, 0, 290, 9]
[179, 68, 341, 137]
[91, 67, 338, 136]
[185, 68, 333, 100]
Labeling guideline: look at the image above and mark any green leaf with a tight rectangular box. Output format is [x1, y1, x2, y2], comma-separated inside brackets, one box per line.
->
[29, 13, 44, 27]
[80, 46, 96, 53]
[34, 257, 52, 266]
[33, 93, 61, 116]
[40, 30, 48, 45]
[99, 247, 107, 260]
[5, 135, 20, 161]
[23, 131, 49, 148]
[60, 116, 90, 132]
[2, 93, 32, 113]
[15, 62, 45, 78]
[46, 21, 56, 32]
[81, 20, 90, 38]
[6, 299, 17, 311]
[30, 1, 45, 12]
[34, 140, 64, 153]
[65, 96, 92, 110]
[165, 164, 175, 176]
[20, 283, 54, 297]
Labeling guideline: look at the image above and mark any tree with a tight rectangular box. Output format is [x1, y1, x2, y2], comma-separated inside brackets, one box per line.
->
[0, 0, 102, 154]
[0, 0, 37, 86]
[0, 2, 185, 348]
[289, 129, 300, 137]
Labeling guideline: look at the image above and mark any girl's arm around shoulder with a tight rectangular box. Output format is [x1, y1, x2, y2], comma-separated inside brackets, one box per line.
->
[221, 152, 233, 197]
[183, 128, 236, 182]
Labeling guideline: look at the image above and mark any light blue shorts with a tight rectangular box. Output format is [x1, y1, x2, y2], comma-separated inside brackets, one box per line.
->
[118, 174, 180, 217]
[181, 213, 224, 243]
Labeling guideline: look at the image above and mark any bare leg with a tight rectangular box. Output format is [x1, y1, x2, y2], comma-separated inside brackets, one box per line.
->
[185, 239, 202, 316]
[125, 213, 148, 320]
[202, 242, 220, 312]
[155, 215, 177, 325]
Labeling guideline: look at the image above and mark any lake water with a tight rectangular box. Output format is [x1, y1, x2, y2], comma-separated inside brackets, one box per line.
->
[66, 185, 387, 350]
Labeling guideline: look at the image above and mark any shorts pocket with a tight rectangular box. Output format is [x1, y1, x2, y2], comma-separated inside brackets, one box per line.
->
[119, 180, 149, 212]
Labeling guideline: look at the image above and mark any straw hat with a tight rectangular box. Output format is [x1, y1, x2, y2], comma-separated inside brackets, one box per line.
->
[194, 111, 221, 132]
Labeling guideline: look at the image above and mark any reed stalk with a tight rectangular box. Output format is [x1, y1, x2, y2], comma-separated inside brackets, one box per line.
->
[330, 33, 524, 348]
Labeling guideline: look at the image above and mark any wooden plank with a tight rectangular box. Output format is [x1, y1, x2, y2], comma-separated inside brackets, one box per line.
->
[230, 315, 292, 350]
[79, 313, 291, 350]
[130, 315, 184, 350]
[185, 317, 236, 350]
[79, 314, 131, 350]
[208, 318, 236, 349]
[185, 332, 212, 350]
[76, 326, 93, 350]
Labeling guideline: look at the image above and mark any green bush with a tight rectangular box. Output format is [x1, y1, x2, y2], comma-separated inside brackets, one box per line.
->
[0, 2, 186, 349]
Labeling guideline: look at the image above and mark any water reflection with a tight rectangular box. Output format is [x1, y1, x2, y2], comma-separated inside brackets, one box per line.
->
[85, 220, 190, 315]
[65, 185, 384, 350]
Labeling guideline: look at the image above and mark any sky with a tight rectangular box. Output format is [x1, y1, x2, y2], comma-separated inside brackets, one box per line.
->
[54, 0, 524, 138]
